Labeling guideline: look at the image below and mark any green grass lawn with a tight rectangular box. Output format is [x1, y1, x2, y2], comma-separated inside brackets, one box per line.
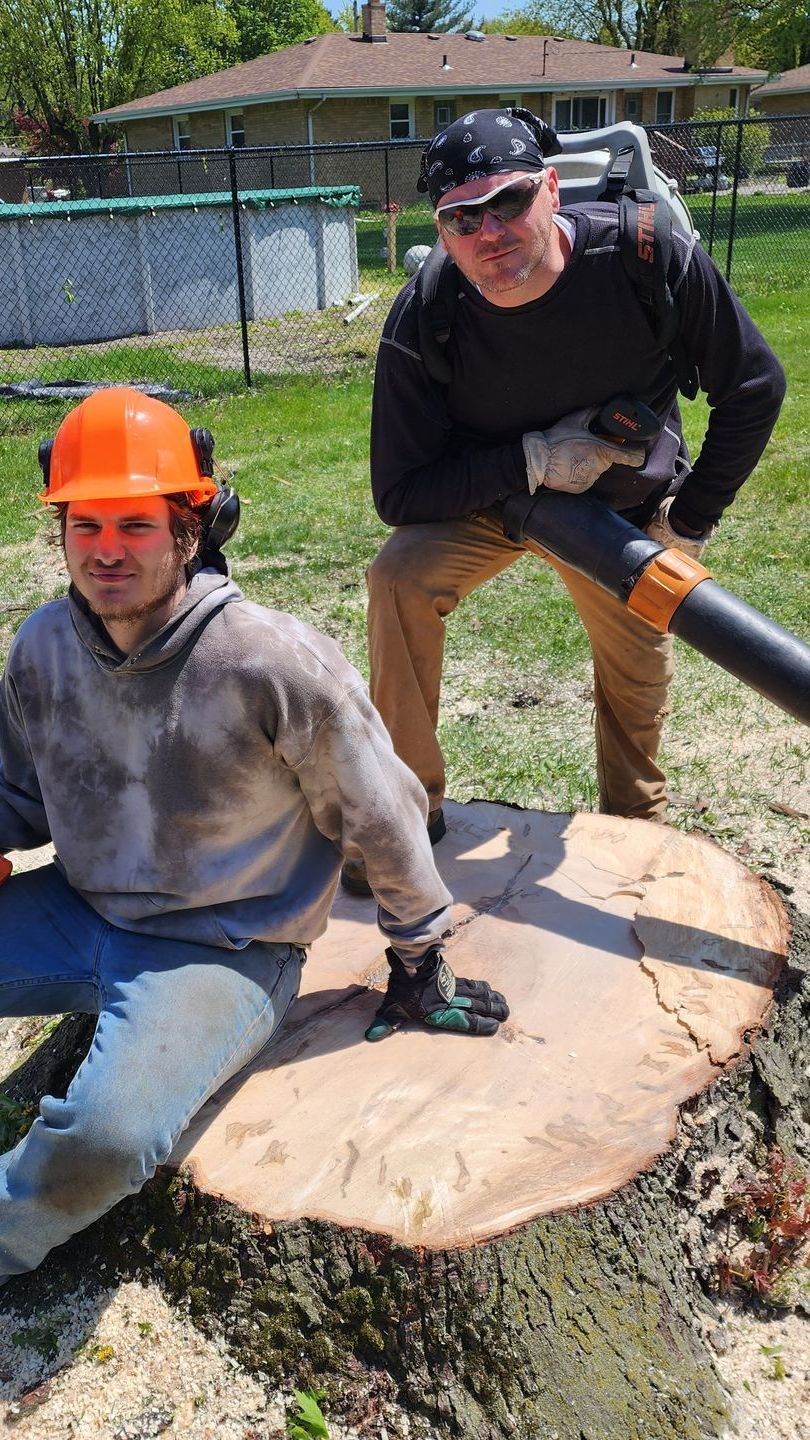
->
[0, 279, 807, 897]
[687, 191, 810, 298]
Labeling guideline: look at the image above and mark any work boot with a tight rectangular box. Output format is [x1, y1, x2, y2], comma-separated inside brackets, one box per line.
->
[340, 809, 446, 898]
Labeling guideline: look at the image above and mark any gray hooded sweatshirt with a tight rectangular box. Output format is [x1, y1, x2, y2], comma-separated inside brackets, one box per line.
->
[0, 570, 452, 962]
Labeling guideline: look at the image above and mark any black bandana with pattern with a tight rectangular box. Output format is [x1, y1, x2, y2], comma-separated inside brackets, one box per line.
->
[417, 107, 561, 208]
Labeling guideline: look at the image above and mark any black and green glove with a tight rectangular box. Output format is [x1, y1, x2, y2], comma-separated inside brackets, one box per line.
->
[365, 947, 510, 1042]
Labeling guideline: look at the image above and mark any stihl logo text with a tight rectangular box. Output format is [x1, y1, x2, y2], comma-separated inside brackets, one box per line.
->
[637, 204, 656, 263]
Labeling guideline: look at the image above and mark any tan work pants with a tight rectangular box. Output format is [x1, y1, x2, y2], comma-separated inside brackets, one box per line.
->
[367, 510, 675, 821]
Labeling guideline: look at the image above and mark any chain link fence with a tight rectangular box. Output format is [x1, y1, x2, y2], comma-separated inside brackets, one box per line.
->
[649, 113, 810, 295]
[1, 114, 808, 429]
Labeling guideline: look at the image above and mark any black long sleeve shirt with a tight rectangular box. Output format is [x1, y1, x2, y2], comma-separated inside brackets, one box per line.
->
[370, 206, 786, 534]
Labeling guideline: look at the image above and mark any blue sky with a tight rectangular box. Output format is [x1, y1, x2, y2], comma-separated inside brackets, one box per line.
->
[471, 0, 515, 19]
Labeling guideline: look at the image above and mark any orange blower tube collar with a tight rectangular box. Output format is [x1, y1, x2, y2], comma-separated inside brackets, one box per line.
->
[627, 548, 711, 631]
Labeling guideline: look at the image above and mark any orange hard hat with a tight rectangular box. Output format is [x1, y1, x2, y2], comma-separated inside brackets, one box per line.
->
[38, 387, 219, 506]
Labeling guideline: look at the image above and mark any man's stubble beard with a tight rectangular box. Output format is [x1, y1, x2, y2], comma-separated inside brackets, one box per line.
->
[478, 256, 539, 295]
[474, 213, 553, 297]
[87, 554, 186, 627]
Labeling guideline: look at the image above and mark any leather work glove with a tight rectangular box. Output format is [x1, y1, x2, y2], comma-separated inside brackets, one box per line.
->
[645, 495, 712, 560]
[522, 407, 646, 496]
[365, 947, 509, 1042]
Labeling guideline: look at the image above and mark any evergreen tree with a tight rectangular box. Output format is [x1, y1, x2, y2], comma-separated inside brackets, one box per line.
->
[385, 0, 475, 33]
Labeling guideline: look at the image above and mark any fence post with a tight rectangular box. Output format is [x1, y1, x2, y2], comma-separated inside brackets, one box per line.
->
[228, 148, 252, 389]
[725, 118, 745, 283]
[706, 121, 722, 256]
[384, 147, 390, 211]
[385, 208, 397, 272]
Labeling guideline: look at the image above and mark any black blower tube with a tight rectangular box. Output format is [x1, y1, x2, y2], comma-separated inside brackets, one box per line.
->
[499, 489, 810, 726]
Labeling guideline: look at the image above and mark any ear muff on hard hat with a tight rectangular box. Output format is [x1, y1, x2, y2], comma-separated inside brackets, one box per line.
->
[38, 387, 240, 553]
[187, 426, 240, 554]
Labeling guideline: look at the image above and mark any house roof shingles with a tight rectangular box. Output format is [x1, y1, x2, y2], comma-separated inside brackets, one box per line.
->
[95, 32, 766, 122]
[756, 61, 810, 97]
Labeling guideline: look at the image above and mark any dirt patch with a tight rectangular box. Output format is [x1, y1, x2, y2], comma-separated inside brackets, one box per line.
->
[664, 696, 809, 915]
[3, 292, 397, 389]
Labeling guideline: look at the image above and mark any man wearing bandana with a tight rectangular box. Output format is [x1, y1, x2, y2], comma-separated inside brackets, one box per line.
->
[341, 107, 785, 895]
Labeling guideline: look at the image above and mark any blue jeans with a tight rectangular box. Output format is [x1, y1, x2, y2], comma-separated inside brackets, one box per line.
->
[0, 864, 302, 1282]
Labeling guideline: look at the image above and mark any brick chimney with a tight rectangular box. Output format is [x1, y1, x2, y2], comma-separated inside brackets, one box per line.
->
[361, 0, 387, 42]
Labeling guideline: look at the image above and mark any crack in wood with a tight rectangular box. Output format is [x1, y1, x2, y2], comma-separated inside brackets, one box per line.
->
[450, 853, 536, 930]
[635, 952, 725, 1067]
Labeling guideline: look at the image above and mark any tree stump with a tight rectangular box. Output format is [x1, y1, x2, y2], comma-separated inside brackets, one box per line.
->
[3, 802, 806, 1440]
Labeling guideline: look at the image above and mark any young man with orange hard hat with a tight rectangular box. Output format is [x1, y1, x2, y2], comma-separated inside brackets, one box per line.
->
[0, 387, 507, 1286]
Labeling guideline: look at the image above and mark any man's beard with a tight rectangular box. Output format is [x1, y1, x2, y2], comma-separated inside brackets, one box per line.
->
[475, 237, 544, 293]
[478, 256, 538, 294]
[474, 222, 551, 296]
[89, 556, 186, 627]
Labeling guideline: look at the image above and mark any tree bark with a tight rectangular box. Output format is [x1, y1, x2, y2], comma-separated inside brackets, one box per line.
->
[2, 809, 808, 1440]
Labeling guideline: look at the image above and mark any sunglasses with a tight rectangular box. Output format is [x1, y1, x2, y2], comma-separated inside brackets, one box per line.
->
[436, 174, 544, 236]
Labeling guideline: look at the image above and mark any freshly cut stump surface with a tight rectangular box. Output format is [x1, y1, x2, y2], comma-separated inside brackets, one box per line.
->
[175, 802, 788, 1248]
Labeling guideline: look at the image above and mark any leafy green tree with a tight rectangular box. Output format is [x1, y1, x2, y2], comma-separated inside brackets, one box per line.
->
[481, 1, 582, 36]
[0, 0, 235, 152]
[545, 0, 682, 51]
[525, 0, 743, 57]
[228, 0, 335, 63]
[677, 0, 739, 69]
[0, 0, 335, 154]
[385, 0, 475, 32]
[529, 0, 807, 67]
[693, 104, 770, 177]
[331, 1, 357, 28]
[735, 0, 810, 72]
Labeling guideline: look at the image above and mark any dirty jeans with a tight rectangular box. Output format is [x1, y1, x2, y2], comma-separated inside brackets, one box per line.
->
[367, 511, 675, 821]
[0, 863, 303, 1283]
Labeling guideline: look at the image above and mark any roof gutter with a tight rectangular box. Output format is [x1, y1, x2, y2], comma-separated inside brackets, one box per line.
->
[752, 85, 802, 97]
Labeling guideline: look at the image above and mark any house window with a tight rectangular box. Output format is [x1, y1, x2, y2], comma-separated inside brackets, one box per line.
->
[434, 101, 455, 130]
[729, 88, 738, 112]
[655, 90, 674, 123]
[624, 94, 640, 121]
[227, 111, 246, 147]
[173, 114, 191, 151]
[390, 101, 414, 140]
[554, 95, 608, 131]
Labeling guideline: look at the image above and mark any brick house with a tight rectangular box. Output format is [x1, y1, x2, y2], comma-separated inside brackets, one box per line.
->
[94, 1, 765, 157]
[753, 63, 810, 117]
[749, 63, 810, 174]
